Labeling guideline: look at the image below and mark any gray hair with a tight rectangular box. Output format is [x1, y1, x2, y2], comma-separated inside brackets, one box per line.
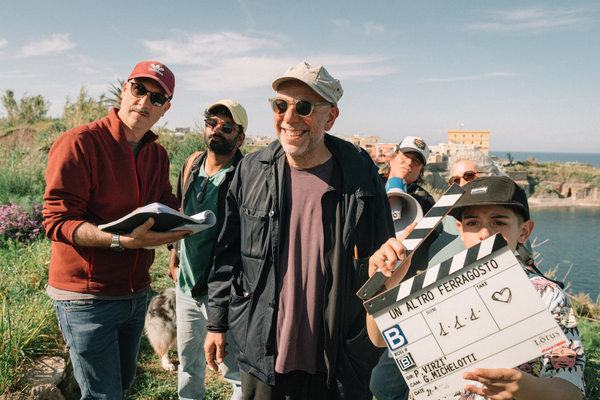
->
[448, 149, 504, 176]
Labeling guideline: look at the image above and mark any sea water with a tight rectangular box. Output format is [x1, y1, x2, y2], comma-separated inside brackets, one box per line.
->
[529, 207, 600, 301]
[489, 151, 600, 168]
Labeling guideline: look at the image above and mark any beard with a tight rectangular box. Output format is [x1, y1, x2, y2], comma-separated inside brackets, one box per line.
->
[205, 133, 239, 155]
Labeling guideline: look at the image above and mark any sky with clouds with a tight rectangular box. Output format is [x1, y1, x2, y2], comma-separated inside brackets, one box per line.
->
[1, 0, 599, 152]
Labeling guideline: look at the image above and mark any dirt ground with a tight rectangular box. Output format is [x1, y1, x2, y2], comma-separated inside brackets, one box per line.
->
[0, 128, 37, 150]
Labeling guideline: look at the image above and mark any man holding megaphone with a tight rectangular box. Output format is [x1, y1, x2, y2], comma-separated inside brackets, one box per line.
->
[381, 136, 435, 235]
[371, 136, 436, 400]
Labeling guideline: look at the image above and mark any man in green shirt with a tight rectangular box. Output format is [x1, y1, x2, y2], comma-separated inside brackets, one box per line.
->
[169, 99, 247, 400]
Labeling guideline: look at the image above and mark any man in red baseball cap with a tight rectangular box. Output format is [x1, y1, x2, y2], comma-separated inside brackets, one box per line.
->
[43, 61, 188, 399]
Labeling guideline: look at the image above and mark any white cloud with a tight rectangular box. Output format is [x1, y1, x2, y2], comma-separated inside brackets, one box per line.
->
[143, 32, 280, 65]
[466, 7, 591, 33]
[18, 33, 76, 58]
[425, 72, 516, 82]
[331, 19, 350, 27]
[143, 32, 397, 92]
[0, 38, 7, 48]
[365, 22, 385, 35]
[181, 56, 295, 93]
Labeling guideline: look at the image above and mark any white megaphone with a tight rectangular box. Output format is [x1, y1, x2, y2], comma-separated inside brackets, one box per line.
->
[385, 177, 424, 238]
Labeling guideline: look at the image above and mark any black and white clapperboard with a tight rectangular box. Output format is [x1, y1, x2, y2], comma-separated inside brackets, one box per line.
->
[358, 183, 465, 301]
[364, 234, 568, 400]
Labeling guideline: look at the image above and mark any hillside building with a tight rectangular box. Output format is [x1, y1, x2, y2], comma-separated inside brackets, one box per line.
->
[372, 142, 397, 164]
[447, 129, 489, 155]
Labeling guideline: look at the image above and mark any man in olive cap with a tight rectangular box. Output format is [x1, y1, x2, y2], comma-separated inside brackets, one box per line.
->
[170, 99, 247, 400]
[205, 62, 394, 399]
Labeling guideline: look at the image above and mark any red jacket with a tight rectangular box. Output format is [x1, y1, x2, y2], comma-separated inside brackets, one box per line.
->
[43, 108, 178, 295]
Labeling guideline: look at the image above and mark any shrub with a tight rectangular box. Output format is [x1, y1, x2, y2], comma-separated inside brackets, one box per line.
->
[0, 202, 45, 246]
[1, 90, 50, 127]
[61, 86, 109, 131]
[0, 148, 47, 205]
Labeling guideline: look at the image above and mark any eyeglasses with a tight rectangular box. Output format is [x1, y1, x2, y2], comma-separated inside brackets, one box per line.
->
[447, 170, 485, 186]
[268, 98, 331, 117]
[128, 81, 170, 107]
[205, 119, 239, 134]
[196, 177, 209, 203]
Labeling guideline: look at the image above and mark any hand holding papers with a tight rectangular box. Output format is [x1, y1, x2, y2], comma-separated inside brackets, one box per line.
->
[98, 203, 216, 249]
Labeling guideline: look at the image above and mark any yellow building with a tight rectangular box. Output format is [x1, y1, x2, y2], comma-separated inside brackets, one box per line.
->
[447, 129, 489, 155]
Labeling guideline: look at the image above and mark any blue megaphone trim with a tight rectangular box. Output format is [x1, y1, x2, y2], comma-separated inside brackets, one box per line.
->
[385, 177, 407, 194]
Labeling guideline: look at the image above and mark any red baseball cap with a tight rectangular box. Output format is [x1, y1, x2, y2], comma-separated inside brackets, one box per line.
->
[128, 61, 175, 98]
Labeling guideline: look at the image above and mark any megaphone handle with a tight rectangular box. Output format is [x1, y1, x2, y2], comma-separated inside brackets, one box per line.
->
[388, 196, 405, 221]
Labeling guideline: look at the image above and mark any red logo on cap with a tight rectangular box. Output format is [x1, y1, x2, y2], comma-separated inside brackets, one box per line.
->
[413, 139, 426, 150]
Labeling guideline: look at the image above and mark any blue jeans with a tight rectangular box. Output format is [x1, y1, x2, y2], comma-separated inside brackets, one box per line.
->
[369, 349, 409, 400]
[176, 287, 242, 400]
[54, 295, 148, 400]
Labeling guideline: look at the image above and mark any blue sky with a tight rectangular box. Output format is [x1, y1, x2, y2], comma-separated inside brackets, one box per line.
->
[1, 1, 599, 153]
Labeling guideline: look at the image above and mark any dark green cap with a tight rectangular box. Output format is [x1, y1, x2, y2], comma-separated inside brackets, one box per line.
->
[449, 176, 530, 221]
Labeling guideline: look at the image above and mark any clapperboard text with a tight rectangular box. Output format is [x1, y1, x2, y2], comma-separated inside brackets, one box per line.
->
[409, 353, 478, 384]
[387, 258, 500, 319]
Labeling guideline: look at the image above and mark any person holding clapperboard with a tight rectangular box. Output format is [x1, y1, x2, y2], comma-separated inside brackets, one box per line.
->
[366, 176, 585, 400]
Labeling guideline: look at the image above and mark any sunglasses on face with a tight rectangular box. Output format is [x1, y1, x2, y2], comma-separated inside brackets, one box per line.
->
[268, 98, 331, 117]
[447, 170, 483, 186]
[129, 81, 170, 107]
[205, 119, 239, 134]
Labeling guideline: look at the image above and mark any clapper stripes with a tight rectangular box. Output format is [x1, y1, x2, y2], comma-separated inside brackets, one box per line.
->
[357, 183, 465, 300]
[364, 234, 508, 315]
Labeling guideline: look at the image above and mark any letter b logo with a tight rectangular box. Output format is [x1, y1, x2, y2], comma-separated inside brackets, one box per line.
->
[383, 324, 408, 350]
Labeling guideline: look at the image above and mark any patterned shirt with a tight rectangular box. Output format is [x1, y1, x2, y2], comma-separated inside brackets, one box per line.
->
[427, 266, 586, 400]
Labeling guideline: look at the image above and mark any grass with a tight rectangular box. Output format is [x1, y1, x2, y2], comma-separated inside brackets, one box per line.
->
[0, 239, 58, 393]
[0, 242, 234, 397]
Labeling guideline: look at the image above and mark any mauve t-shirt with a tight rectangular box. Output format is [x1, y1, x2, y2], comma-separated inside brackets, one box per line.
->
[275, 157, 333, 374]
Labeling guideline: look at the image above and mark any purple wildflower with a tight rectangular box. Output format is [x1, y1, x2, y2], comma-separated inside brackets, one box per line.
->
[0, 202, 45, 245]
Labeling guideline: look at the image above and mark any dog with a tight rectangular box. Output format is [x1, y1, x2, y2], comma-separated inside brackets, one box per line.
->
[144, 287, 177, 371]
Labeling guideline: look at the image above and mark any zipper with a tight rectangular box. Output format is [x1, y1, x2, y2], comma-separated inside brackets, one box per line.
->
[126, 142, 142, 292]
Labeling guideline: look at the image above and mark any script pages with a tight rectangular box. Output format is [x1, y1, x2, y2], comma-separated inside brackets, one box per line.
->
[98, 202, 216, 235]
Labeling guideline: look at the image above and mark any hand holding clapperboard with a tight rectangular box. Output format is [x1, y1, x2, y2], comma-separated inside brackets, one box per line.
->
[358, 184, 568, 400]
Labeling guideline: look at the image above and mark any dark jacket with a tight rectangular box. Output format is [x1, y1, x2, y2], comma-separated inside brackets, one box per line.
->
[174, 149, 244, 297]
[43, 108, 178, 295]
[207, 134, 394, 399]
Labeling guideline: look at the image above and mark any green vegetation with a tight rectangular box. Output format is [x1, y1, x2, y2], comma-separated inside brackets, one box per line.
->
[0, 90, 599, 398]
[0, 240, 56, 393]
[1, 90, 49, 128]
[506, 157, 600, 187]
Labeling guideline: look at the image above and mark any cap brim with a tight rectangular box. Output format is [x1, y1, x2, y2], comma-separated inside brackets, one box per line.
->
[208, 102, 247, 131]
[399, 147, 427, 164]
[272, 77, 335, 106]
[450, 202, 529, 220]
[129, 73, 173, 98]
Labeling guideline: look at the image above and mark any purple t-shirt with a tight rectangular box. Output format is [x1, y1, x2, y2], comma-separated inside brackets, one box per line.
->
[275, 157, 334, 374]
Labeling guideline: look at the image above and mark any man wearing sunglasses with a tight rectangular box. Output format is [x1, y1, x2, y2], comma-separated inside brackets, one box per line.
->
[205, 62, 394, 399]
[169, 100, 246, 400]
[43, 61, 188, 399]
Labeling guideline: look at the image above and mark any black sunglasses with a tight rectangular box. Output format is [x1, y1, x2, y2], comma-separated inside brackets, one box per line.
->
[128, 81, 170, 107]
[268, 98, 331, 117]
[196, 177, 209, 203]
[205, 119, 239, 134]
